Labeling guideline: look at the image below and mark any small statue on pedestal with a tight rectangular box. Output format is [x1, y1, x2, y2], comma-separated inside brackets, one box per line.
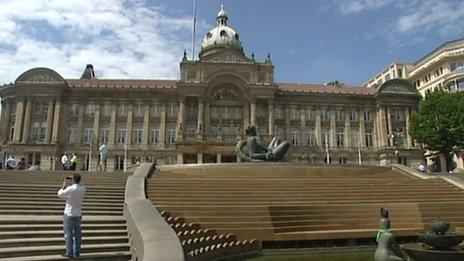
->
[375, 207, 406, 261]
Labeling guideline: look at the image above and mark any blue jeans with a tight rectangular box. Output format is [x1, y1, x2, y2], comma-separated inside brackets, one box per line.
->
[63, 215, 82, 256]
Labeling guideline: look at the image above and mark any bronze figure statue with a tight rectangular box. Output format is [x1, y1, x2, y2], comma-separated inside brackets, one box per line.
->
[236, 125, 289, 162]
[375, 207, 406, 261]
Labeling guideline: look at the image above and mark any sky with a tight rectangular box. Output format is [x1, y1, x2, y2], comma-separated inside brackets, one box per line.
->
[0, 0, 463, 86]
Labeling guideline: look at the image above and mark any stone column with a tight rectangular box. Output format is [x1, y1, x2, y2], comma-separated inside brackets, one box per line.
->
[243, 102, 250, 131]
[197, 98, 204, 139]
[176, 98, 185, 141]
[51, 100, 62, 144]
[197, 152, 203, 164]
[405, 107, 412, 148]
[126, 104, 133, 146]
[216, 152, 222, 163]
[76, 104, 84, 145]
[13, 99, 25, 142]
[177, 153, 183, 164]
[109, 104, 116, 146]
[344, 110, 350, 148]
[284, 105, 291, 142]
[204, 101, 211, 135]
[45, 100, 55, 143]
[315, 109, 322, 146]
[373, 110, 379, 148]
[93, 104, 100, 145]
[250, 100, 257, 125]
[1, 100, 11, 142]
[330, 108, 336, 148]
[268, 100, 274, 136]
[386, 107, 393, 147]
[300, 107, 307, 146]
[159, 103, 166, 147]
[359, 110, 365, 147]
[21, 99, 32, 143]
[142, 104, 150, 146]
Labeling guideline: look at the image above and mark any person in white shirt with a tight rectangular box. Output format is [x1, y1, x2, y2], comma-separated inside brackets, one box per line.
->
[61, 153, 69, 170]
[98, 143, 109, 172]
[57, 173, 86, 258]
[5, 156, 15, 170]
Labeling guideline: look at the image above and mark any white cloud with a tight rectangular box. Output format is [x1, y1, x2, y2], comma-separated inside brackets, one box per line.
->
[338, 0, 398, 14]
[0, 0, 201, 84]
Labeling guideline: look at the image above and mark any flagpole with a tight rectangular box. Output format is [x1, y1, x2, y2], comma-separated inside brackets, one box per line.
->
[191, 0, 196, 60]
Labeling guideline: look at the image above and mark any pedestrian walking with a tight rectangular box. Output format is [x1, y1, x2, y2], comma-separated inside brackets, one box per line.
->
[70, 154, 78, 171]
[99, 143, 109, 172]
[57, 173, 86, 258]
[6, 156, 15, 170]
[61, 153, 69, 170]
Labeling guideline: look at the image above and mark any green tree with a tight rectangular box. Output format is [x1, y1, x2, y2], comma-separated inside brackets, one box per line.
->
[409, 90, 464, 171]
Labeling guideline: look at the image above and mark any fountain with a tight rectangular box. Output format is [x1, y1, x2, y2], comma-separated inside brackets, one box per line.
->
[402, 219, 464, 261]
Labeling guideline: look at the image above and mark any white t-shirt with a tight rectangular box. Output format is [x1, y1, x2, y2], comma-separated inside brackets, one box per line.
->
[61, 155, 69, 165]
[57, 184, 86, 217]
[99, 145, 109, 159]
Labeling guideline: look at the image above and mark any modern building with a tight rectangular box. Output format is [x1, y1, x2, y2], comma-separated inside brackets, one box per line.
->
[366, 38, 464, 171]
[0, 6, 423, 171]
[365, 38, 464, 97]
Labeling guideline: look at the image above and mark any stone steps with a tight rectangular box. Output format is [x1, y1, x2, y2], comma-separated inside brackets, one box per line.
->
[147, 165, 464, 241]
[0, 171, 130, 260]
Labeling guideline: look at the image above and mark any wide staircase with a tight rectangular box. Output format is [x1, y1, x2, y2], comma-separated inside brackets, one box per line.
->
[147, 164, 464, 243]
[0, 170, 131, 260]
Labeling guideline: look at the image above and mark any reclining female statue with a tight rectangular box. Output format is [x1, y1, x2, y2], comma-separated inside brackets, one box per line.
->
[236, 125, 290, 162]
[375, 208, 406, 261]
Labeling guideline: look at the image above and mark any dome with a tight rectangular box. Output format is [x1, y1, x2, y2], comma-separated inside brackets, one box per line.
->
[201, 5, 242, 51]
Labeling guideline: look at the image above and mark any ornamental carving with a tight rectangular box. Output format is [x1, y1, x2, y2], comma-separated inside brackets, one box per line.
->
[212, 88, 240, 101]
[16, 68, 64, 84]
[382, 84, 414, 93]
[210, 52, 245, 63]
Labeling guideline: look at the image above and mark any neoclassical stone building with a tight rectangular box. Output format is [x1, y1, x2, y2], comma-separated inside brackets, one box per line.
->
[0, 6, 423, 171]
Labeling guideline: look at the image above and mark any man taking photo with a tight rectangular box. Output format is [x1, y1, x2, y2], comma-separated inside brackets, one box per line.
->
[57, 173, 86, 258]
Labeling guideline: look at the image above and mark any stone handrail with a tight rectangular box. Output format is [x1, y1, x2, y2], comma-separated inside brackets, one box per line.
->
[124, 162, 185, 261]
[391, 163, 464, 190]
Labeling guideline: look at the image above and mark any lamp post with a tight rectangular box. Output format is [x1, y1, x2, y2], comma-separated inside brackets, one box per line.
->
[123, 143, 127, 172]
[88, 134, 92, 172]
[388, 129, 404, 164]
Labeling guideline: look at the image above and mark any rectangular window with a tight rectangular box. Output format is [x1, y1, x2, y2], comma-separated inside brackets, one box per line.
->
[166, 156, 177, 165]
[336, 110, 344, 122]
[306, 109, 315, 121]
[234, 107, 242, 119]
[291, 129, 300, 146]
[274, 107, 283, 120]
[85, 104, 95, 116]
[83, 127, 93, 144]
[322, 131, 330, 146]
[350, 110, 358, 122]
[133, 129, 143, 144]
[167, 129, 176, 147]
[187, 104, 197, 117]
[212, 106, 219, 119]
[100, 129, 109, 144]
[116, 129, 126, 144]
[115, 155, 124, 171]
[321, 110, 329, 121]
[223, 107, 230, 119]
[150, 128, 160, 144]
[307, 131, 316, 146]
[67, 123, 77, 144]
[291, 107, 299, 120]
[102, 104, 111, 117]
[337, 133, 345, 147]
[31, 125, 40, 141]
[134, 104, 144, 117]
[364, 111, 371, 122]
[70, 104, 79, 116]
[117, 105, 127, 117]
[167, 104, 177, 118]
[365, 133, 373, 147]
[151, 104, 161, 117]
[187, 125, 196, 139]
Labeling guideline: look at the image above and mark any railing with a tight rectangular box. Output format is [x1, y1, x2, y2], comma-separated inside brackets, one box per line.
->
[124, 162, 184, 261]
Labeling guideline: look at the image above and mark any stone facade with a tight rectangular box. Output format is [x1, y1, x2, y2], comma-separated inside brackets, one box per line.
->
[0, 7, 423, 171]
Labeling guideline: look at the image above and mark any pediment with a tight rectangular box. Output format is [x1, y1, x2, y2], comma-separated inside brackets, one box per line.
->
[15, 68, 65, 84]
[377, 79, 417, 95]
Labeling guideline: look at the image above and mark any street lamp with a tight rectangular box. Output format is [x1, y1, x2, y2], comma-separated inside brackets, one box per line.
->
[388, 129, 404, 164]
